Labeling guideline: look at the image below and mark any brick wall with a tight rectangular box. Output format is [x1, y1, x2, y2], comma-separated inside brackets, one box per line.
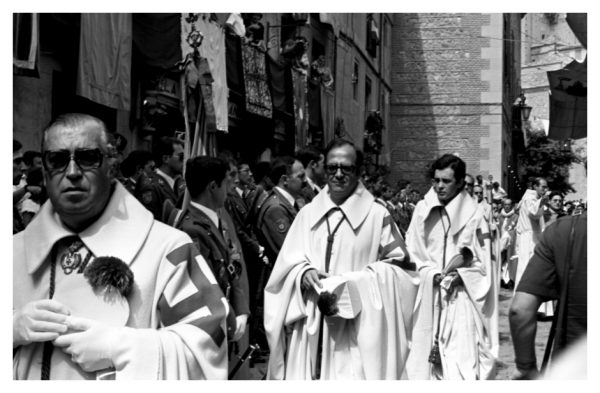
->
[390, 13, 510, 193]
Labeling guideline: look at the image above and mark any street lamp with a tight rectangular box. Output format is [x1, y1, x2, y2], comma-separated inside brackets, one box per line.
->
[518, 92, 532, 121]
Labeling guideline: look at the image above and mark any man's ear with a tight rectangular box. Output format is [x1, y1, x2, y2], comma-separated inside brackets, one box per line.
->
[280, 174, 288, 186]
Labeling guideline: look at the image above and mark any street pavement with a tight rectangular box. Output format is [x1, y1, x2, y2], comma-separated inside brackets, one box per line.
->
[496, 285, 551, 380]
[246, 285, 552, 380]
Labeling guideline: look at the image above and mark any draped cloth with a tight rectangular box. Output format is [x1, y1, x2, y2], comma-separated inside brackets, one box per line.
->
[13, 13, 39, 74]
[405, 188, 497, 380]
[264, 182, 419, 379]
[292, 68, 309, 150]
[77, 14, 132, 110]
[242, 43, 273, 118]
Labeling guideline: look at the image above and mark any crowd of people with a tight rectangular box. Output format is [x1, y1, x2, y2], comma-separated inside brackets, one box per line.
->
[13, 113, 586, 380]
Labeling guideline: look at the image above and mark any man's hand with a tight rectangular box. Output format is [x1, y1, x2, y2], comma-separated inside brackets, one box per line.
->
[232, 314, 248, 342]
[258, 245, 269, 265]
[13, 299, 70, 348]
[433, 273, 443, 286]
[26, 185, 42, 196]
[53, 316, 121, 373]
[447, 272, 463, 289]
[301, 269, 329, 293]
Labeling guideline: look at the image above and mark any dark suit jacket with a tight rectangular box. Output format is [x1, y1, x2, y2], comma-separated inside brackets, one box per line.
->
[135, 171, 179, 222]
[225, 190, 261, 258]
[299, 182, 320, 204]
[177, 204, 250, 320]
[256, 188, 298, 263]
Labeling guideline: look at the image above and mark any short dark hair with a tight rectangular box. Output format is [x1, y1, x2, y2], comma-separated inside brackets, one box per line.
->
[549, 191, 563, 201]
[533, 177, 546, 187]
[252, 161, 271, 184]
[153, 136, 183, 165]
[217, 150, 237, 168]
[296, 145, 323, 168]
[13, 139, 22, 153]
[42, 113, 109, 152]
[429, 154, 466, 184]
[22, 150, 42, 166]
[324, 138, 363, 173]
[268, 156, 296, 185]
[185, 156, 229, 198]
[121, 150, 154, 178]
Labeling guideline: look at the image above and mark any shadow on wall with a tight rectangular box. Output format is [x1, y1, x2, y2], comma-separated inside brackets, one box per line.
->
[390, 13, 438, 194]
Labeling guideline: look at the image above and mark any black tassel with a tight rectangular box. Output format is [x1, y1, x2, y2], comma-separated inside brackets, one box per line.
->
[317, 291, 339, 316]
[84, 256, 134, 298]
[460, 247, 474, 266]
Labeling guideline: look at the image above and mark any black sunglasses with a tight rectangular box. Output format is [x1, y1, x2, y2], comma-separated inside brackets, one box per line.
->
[43, 148, 105, 173]
[325, 163, 356, 176]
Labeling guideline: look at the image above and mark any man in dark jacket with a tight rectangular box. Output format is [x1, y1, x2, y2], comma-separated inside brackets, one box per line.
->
[136, 137, 185, 221]
[176, 156, 251, 378]
[256, 156, 306, 264]
[296, 145, 325, 204]
[509, 212, 587, 379]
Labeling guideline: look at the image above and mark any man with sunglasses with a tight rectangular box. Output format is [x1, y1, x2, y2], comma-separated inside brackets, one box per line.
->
[264, 139, 419, 379]
[136, 136, 185, 222]
[13, 113, 229, 379]
[405, 154, 497, 379]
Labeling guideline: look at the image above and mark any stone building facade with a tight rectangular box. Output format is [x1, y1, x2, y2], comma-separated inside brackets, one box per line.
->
[389, 13, 522, 195]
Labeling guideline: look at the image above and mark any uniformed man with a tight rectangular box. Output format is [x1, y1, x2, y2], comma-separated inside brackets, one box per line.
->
[256, 156, 306, 269]
[222, 158, 269, 352]
[136, 137, 185, 222]
[296, 145, 326, 204]
[119, 150, 155, 196]
[175, 156, 251, 379]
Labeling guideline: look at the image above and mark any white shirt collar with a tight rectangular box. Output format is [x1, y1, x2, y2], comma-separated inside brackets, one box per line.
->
[190, 201, 219, 228]
[275, 186, 296, 207]
[306, 176, 321, 192]
[156, 168, 175, 190]
[235, 187, 244, 198]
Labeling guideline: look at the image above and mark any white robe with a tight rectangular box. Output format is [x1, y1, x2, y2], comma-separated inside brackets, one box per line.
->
[515, 189, 545, 287]
[13, 182, 229, 380]
[405, 188, 497, 380]
[264, 182, 419, 379]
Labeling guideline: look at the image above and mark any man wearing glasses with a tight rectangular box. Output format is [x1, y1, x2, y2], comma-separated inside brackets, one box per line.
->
[264, 139, 419, 379]
[13, 113, 228, 379]
[136, 136, 185, 222]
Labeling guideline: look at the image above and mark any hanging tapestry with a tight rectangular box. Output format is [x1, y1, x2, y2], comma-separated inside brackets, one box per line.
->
[241, 43, 273, 118]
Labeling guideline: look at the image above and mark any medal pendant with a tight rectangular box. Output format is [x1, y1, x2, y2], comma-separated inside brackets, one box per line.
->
[61, 252, 82, 275]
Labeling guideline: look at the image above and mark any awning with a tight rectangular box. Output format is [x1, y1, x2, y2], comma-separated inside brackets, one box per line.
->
[547, 58, 587, 140]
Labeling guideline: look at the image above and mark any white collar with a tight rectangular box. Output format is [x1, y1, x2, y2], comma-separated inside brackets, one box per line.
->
[307, 181, 374, 231]
[156, 168, 175, 190]
[306, 176, 321, 192]
[190, 201, 219, 228]
[275, 186, 296, 207]
[420, 187, 479, 236]
[22, 182, 154, 275]
[235, 187, 244, 198]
